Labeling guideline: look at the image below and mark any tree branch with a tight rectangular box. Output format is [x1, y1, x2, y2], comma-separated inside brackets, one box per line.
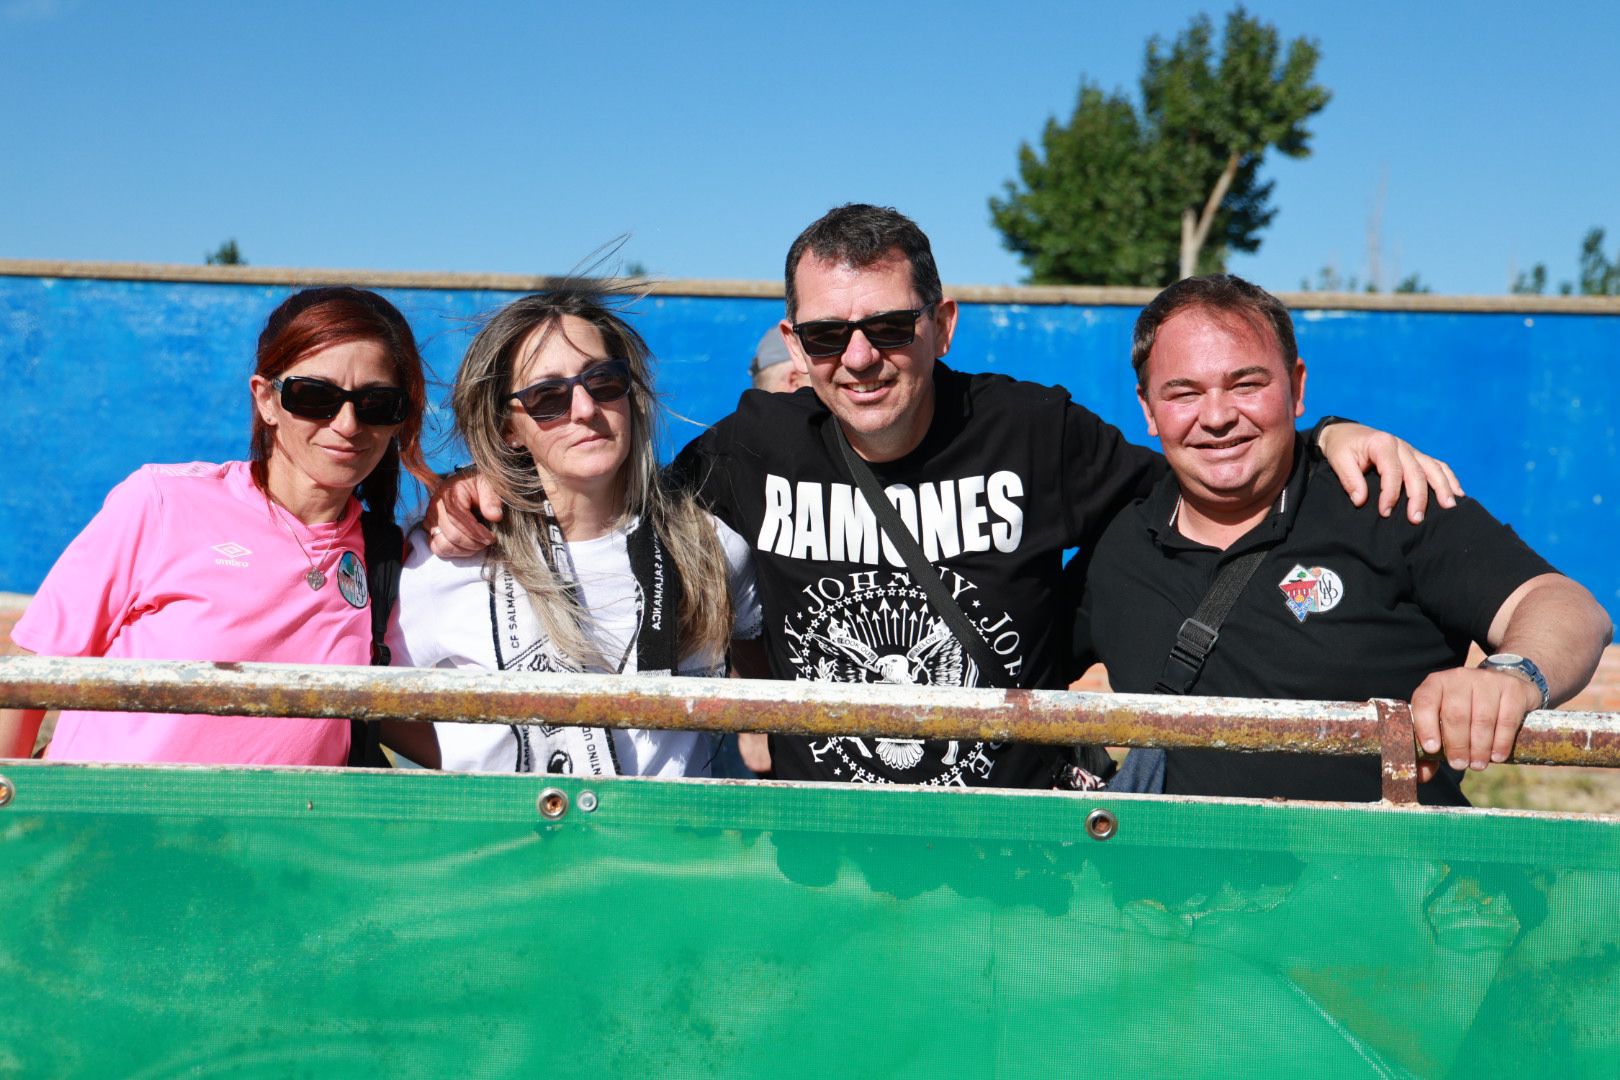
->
[1179, 151, 1241, 279]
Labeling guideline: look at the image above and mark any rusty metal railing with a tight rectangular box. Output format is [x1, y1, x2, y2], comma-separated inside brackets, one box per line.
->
[3, 655, 1619, 804]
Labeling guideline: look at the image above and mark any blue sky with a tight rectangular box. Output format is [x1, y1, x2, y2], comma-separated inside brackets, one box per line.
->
[3, 1, 1616, 295]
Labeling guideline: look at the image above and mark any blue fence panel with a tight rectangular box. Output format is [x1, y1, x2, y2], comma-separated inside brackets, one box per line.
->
[2, 274, 1615, 620]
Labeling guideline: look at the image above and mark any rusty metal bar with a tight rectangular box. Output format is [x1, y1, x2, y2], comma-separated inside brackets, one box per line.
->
[4, 655, 1620, 771]
[1376, 699, 1420, 805]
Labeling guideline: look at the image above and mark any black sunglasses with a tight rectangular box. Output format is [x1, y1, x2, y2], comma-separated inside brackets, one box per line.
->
[790, 303, 937, 358]
[511, 359, 634, 422]
[273, 376, 408, 426]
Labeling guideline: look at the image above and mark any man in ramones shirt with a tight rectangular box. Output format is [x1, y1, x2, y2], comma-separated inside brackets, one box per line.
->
[429, 204, 1458, 789]
[1072, 274, 1611, 802]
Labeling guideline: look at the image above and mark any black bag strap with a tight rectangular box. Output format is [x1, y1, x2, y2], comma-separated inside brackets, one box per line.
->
[1153, 547, 1270, 695]
[360, 510, 404, 664]
[349, 510, 404, 767]
[832, 423, 1009, 690]
[1113, 524, 1275, 793]
[833, 424, 1114, 789]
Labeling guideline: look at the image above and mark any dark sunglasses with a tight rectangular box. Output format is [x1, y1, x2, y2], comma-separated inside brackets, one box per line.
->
[511, 359, 634, 422]
[272, 376, 408, 426]
[790, 303, 937, 358]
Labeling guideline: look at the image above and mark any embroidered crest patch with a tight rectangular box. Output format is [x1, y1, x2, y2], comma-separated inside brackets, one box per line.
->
[1278, 564, 1343, 622]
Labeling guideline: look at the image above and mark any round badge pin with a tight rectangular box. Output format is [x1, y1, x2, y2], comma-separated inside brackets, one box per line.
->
[336, 551, 368, 609]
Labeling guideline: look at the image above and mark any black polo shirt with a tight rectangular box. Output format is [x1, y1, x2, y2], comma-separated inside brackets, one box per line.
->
[1075, 437, 1555, 804]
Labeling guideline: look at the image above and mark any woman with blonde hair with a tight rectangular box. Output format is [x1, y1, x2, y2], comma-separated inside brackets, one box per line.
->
[387, 282, 759, 775]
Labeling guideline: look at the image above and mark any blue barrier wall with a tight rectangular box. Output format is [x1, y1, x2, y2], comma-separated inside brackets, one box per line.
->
[2, 271, 1616, 621]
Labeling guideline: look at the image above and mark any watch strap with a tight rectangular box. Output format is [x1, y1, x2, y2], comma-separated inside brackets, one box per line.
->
[1479, 653, 1550, 710]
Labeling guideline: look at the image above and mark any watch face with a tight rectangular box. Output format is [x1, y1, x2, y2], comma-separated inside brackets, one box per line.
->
[1486, 653, 1526, 666]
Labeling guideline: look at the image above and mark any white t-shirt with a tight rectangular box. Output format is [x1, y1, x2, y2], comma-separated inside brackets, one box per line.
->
[387, 514, 761, 777]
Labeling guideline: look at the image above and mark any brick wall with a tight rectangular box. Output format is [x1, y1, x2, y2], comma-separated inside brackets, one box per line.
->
[1564, 647, 1620, 712]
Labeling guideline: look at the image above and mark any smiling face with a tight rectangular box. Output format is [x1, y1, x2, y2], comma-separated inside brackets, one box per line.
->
[783, 250, 957, 463]
[507, 314, 633, 506]
[250, 338, 401, 521]
[1138, 306, 1307, 529]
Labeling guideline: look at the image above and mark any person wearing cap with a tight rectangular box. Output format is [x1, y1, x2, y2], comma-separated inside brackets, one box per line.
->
[736, 325, 810, 775]
[750, 326, 806, 393]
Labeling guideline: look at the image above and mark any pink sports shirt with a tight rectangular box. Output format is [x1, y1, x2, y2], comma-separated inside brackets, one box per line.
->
[12, 461, 371, 765]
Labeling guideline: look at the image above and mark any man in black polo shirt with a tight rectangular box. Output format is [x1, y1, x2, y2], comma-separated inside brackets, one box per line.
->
[1075, 274, 1612, 802]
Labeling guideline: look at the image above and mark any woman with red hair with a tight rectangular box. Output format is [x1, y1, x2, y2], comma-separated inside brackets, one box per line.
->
[1, 287, 439, 766]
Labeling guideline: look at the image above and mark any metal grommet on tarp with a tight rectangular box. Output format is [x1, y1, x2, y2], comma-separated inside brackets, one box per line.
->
[0, 775, 12, 808]
[1085, 807, 1117, 841]
[576, 790, 598, 813]
[537, 787, 569, 820]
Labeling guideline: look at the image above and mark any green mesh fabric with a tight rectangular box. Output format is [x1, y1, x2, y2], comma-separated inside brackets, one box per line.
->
[1, 762, 1616, 1078]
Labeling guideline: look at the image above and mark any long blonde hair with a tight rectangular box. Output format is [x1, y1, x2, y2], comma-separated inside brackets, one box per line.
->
[452, 282, 732, 668]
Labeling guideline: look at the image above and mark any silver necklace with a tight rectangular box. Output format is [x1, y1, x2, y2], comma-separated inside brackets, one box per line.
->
[267, 497, 338, 590]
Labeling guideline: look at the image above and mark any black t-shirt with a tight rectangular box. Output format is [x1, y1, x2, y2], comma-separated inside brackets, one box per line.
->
[1075, 439, 1556, 803]
[671, 364, 1163, 788]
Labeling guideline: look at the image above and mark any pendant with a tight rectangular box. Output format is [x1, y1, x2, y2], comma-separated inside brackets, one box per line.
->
[305, 569, 326, 590]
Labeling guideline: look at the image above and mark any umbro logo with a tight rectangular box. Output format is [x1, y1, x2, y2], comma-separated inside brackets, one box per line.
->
[212, 541, 252, 568]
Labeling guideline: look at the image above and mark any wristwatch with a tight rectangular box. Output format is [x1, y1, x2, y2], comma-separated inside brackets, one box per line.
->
[1479, 653, 1550, 710]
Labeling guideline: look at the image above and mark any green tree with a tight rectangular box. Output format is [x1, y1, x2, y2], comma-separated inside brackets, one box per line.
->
[205, 239, 245, 266]
[1511, 263, 1548, 296]
[1512, 227, 1618, 296]
[1576, 227, 1619, 296]
[990, 7, 1330, 286]
[1299, 265, 1359, 292]
[1296, 267, 1428, 294]
[987, 85, 1169, 286]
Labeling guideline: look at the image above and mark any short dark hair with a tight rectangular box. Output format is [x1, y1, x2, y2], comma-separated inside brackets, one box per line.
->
[783, 204, 943, 321]
[1132, 274, 1298, 388]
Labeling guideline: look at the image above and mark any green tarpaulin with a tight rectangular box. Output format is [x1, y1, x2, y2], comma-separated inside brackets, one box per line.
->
[1, 762, 1616, 1077]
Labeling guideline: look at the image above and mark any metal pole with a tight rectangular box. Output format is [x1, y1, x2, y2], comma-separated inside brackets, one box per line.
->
[4, 655, 1619, 772]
